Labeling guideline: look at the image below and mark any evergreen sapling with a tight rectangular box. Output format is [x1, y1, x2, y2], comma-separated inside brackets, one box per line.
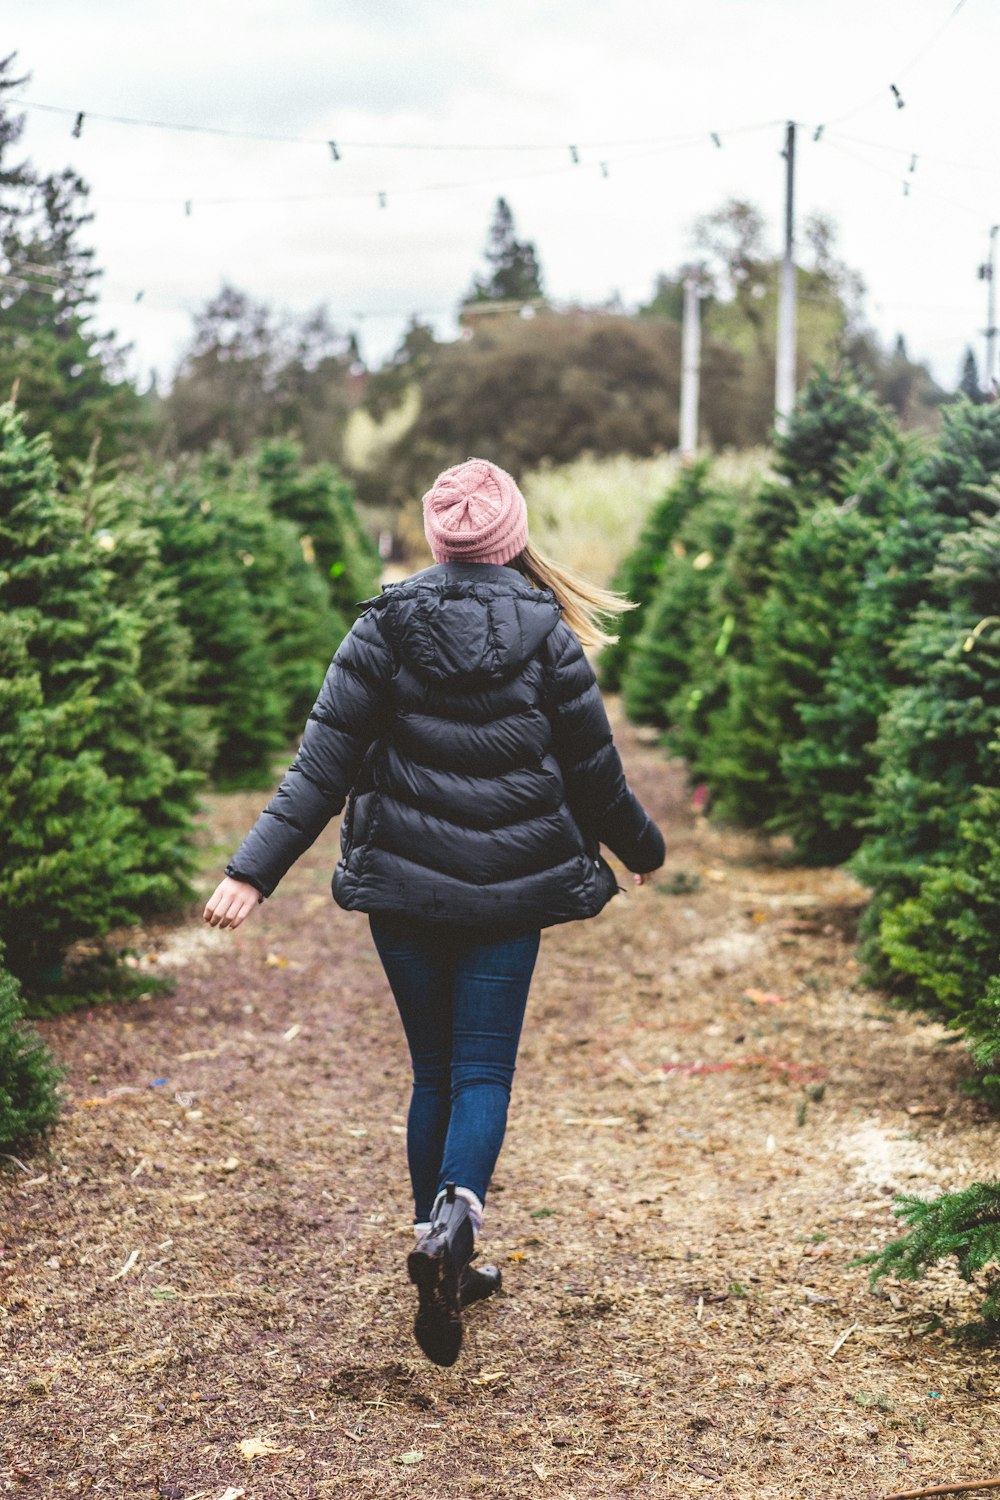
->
[0, 957, 62, 1152]
[862, 1179, 1000, 1340]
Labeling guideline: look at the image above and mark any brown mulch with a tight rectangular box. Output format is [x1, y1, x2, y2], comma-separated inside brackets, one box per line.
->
[2, 707, 999, 1500]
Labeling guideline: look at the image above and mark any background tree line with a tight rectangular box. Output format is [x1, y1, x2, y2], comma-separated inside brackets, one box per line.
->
[155, 194, 946, 511]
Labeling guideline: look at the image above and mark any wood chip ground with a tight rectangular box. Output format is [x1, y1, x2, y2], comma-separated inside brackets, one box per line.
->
[2, 707, 998, 1498]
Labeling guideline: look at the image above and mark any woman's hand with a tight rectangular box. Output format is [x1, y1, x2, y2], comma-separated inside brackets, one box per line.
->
[204, 876, 262, 930]
[633, 871, 654, 886]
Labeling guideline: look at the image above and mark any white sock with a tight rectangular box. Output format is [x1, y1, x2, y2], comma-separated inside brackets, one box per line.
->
[413, 1221, 431, 1240]
[452, 1186, 484, 1237]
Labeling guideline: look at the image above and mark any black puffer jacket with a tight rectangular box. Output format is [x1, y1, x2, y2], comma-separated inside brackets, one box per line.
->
[226, 562, 664, 931]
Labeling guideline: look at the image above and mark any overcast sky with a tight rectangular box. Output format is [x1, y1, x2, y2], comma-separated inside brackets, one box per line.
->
[8, 0, 999, 393]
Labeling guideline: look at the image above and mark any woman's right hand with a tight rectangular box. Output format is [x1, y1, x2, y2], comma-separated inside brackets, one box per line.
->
[204, 876, 262, 930]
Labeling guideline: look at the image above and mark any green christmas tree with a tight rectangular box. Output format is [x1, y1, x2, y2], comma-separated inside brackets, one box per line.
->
[67, 459, 212, 900]
[671, 368, 894, 823]
[777, 400, 1000, 871]
[211, 456, 346, 732]
[75, 466, 215, 776]
[966, 972, 1000, 1098]
[254, 438, 379, 617]
[621, 487, 740, 728]
[777, 440, 926, 857]
[739, 438, 917, 857]
[600, 458, 717, 692]
[145, 464, 292, 784]
[0, 415, 151, 978]
[146, 448, 357, 783]
[878, 771, 1000, 1032]
[854, 504, 1000, 985]
[0, 952, 62, 1152]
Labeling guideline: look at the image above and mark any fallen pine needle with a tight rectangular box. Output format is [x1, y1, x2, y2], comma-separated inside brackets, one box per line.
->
[109, 1249, 140, 1282]
[176, 1045, 233, 1063]
[152, 1290, 252, 1302]
[828, 1323, 859, 1358]
[618, 1054, 653, 1083]
[885, 1480, 1000, 1499]
[78, 1085, 145, 1107]
[685, 1460, 722, 1480]
[562, 1116, 626, 1127]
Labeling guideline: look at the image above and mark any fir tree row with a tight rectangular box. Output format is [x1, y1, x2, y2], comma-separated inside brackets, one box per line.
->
[608, 374, 1000, 1333]
[0, 406, 378, 1148]
[610, 373, 1000, 1079]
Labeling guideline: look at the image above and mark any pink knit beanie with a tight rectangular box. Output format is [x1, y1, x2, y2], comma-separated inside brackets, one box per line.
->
[422, 457, 529, 566]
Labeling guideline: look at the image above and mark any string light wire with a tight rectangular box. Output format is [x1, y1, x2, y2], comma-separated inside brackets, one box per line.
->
[3, 4, 991, 370]
[820, 128, 1000, 180]
[820, 134, 985, 221]
[92, 126, 771, 212]
[823, 0, 972, 127]
[8, 95, 785, 156]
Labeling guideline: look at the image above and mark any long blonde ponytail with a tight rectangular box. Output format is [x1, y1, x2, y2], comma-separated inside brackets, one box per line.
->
[509, 541, 635, 649]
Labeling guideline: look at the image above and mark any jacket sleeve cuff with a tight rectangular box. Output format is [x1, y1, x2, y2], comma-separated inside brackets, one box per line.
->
[599, 792, 666, 873]
[224, 865, 270, 898]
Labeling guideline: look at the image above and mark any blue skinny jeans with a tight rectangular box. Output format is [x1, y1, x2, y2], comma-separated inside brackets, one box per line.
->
[368, 914, 540, 1223]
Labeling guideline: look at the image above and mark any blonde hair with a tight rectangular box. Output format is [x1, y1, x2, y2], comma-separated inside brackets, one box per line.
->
[510, 540, 635, 649]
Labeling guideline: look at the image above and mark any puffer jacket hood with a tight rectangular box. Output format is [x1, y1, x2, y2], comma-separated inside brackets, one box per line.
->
[366, 563, 561, 684]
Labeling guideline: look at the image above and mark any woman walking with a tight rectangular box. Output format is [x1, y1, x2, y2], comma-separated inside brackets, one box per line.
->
[204, 458, 665, 1366]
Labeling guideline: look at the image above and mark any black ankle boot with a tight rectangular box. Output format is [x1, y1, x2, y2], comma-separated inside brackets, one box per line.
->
[460, 1261, 502, 1308]
[407, 1183, 475, 1366]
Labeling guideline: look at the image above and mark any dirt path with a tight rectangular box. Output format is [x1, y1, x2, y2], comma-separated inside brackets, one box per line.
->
[2, 709, 998, 1499]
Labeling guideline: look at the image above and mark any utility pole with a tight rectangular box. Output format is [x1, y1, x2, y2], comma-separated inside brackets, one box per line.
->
[679, 276, 702, 460]
[980, 224, 999, 396]
[774, 121, 797, 432]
